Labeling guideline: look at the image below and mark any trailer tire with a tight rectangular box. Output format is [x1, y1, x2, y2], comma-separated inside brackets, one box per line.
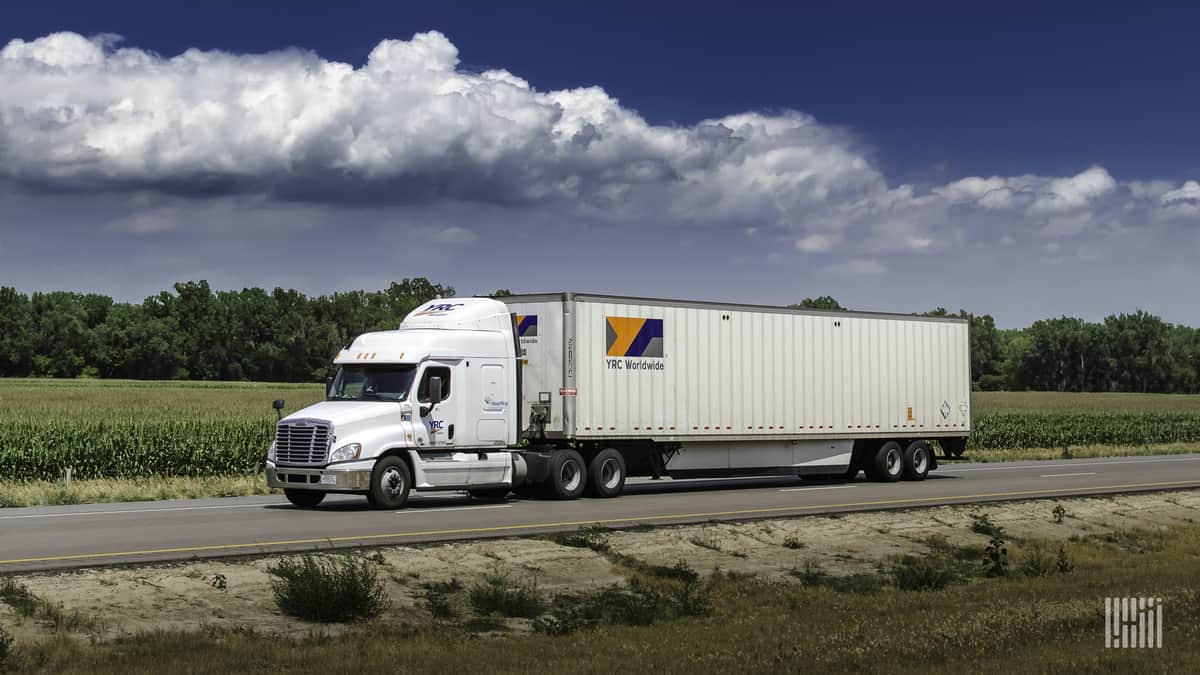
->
[284, 489, 326, 508]
[902, 441, 931, 481]
[586, 448, 626, 498]
[367, 455, 411, 509]
[867, 441, 904, 482]
[543, 450, 587, 500]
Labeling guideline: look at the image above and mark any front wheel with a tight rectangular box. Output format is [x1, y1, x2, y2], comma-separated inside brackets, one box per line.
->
[284, 489, 326, 508]
[543, 450, 587, 500]
[367, 455, 412, 509]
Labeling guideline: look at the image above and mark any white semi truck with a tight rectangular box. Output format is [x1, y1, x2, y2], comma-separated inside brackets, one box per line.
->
[266, 293, 971, 508]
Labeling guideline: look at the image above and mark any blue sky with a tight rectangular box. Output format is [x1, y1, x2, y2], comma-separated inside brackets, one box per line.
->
[2, 2, 1198, 326]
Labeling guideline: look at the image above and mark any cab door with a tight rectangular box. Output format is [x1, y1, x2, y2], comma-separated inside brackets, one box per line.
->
[414, 362, 472, 487]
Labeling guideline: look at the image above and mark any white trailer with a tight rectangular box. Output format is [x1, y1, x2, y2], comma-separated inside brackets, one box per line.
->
[266, 293, 970, 508]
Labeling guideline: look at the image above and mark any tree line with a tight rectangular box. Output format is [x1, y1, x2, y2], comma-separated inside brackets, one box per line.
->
[790, 296, 1200, 393]
[0, 282, 1196, 393]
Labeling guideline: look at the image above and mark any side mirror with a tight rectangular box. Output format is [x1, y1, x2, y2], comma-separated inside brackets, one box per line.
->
[428, 376, 443, 405]
[272, 399, 285, 421]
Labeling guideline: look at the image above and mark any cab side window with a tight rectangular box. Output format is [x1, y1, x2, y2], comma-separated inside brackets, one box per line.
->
[417, 366, 452, 402]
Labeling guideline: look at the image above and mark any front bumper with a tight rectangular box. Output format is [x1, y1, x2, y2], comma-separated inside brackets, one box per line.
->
[267, 462, 372, 492]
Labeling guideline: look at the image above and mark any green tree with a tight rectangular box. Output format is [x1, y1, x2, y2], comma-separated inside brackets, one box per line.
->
[789, 296, 844, 311]
[1104, 310, 1170, 393]
[0, 287, 33, 376]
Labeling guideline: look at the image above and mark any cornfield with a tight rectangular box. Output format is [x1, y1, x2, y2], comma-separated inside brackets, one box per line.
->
[0, 379, 1198, 480]
[968, 413, 1200, 450]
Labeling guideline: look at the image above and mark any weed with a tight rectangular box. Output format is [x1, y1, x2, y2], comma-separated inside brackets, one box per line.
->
[548, 526, 611, 553]
[267, 554, 390, 623]
[1055, 546, 1074, 574]
[421, 578, 464, 620]
[790, 560, 828, 586]
[610, 555, 699, 583]
[1052, 503, 1068, 523]
[365, 551, 387, 566]
[0, 626, 11, 663]
[782, 536, 805, 550]
[1019, 545, 1056, 578]
[788, 562, 883, 594]
[468, 572, 543, 618]
[1, 578, 39, 617]
[210, 574, 227, 591]
[890, 554, 959, 591]
[688, 533, 723, 552]
[423, 578, 464, 595]
[462, 616, 510, 634]
[983, 536, 1010, 577]
[970, 513, 1005, 538]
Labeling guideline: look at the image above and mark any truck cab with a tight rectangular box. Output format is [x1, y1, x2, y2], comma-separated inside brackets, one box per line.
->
[266, 298, 525, 508]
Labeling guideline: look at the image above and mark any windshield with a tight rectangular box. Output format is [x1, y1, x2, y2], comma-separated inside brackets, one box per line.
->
[327, 365, 417, 402]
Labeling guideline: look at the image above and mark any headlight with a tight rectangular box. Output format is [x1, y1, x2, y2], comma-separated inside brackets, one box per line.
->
[267, 441, 276, 461]
[330, 443, 362, 463]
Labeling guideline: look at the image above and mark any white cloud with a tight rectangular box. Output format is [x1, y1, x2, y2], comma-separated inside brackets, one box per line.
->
[0, 30, 1197, 267]
[795, 233, 834, 252]
[433, 226, 477, 244]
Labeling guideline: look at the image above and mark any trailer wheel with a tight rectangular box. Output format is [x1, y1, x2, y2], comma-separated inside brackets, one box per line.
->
[586, 448, 626, 498]
[284, 489, 326, 508]
[902, 441, 931, 481]
[867, 441, 904, 482]
[543, 450, 587, 500]
[367, 455, 411, 509]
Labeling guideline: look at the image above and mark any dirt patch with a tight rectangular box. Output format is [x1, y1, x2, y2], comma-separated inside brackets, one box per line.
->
[3, 489, 1198, 645]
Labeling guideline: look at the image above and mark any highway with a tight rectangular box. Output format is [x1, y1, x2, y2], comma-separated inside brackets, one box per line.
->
[2, 454, 1200, 573]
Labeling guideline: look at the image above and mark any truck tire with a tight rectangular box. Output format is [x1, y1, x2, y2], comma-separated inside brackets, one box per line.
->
[468, 488, 511, 501]
[543, 450, 587, 500]
[866, 441, 904, 482]
[284, 489, 326, 508]
[367, 455, 411, 509]
[586, 448, 626, 498]
[902, 441, 931, 481]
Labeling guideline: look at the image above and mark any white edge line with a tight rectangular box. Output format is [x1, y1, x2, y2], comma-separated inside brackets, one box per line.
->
[397, 504, 513, 514]
[778, 485, 857, 493]
[0, 502, 269, 520]
[1040, 472, 1098, 478]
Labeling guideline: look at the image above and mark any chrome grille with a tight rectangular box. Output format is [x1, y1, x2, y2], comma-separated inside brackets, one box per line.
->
[274, 419, 332, 465]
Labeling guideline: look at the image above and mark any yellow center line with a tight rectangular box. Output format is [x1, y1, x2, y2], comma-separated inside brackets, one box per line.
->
[2, 479, 1198, 566]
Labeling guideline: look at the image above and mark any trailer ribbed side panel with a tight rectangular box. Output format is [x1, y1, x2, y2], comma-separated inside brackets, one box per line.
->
[570, 298, 970, 440]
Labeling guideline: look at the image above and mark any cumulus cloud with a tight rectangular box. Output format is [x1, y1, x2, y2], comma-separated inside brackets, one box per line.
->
[0, 29, 1197, 265]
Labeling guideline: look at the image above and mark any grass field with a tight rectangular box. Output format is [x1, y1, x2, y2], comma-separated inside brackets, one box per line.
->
[0, 379, 1198, 504]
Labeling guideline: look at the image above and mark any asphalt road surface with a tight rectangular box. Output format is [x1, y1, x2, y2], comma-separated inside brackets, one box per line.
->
[3, 454, 1200, 573]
